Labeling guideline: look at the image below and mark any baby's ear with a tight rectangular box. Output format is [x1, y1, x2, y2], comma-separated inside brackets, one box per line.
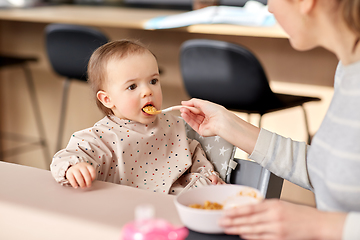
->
[97, 90, 114, 109]
[299, 0, 315, 15]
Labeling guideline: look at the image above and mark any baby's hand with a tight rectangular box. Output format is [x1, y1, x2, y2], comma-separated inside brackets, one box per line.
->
[66, 162, 96, 189]
[207, 175, 226, 185]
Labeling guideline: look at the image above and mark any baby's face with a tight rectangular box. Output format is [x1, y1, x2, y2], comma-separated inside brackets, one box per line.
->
[102, 51, 162, 124]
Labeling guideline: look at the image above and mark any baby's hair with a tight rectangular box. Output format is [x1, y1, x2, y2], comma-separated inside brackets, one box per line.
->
[87, 39, 155, 115]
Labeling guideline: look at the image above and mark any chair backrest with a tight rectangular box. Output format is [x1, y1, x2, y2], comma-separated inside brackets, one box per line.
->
[45, 23, 109, 81]
[180, 39, 281, 113]
[185, 121, 283, 198]
[184, 122, 237, 181]
[227, 159, 283, 198]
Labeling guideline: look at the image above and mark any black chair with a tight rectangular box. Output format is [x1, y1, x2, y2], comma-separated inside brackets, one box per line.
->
[45, 23, 109, 151]
[180, 39, 321, 144]
[0, 55, 51, 166]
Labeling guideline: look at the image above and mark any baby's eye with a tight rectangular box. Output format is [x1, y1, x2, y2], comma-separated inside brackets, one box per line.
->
[150, 79, 158, 85]
[127, 84, 137, 90]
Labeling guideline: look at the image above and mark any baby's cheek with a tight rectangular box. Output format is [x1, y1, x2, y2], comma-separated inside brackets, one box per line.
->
[120, 100, 139, 115]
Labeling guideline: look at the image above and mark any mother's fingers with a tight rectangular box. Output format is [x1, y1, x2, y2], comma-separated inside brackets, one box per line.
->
[219, 206, 270, 227]
[224, 222, 278, 236]
[181, 98, 202, 108]
[180, 111, 205, 132]
[222, 203, 262, 219]
[180, 105, 205, 118]
[181, 100, 194, 107]
[223, 199, 280, 218]
[181, 112, 199, 127]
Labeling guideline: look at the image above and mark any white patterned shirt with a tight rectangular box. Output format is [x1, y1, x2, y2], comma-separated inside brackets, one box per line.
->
[51, 114, 218, 195]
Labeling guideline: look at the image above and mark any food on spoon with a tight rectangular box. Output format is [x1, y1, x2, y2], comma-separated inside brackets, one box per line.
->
[142, 105, 158, 114]
[189, 201, 223, 210]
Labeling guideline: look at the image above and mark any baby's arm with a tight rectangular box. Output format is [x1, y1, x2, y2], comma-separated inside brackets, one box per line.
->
[66, 162, 96, 188]
[50, 127, 113, 186]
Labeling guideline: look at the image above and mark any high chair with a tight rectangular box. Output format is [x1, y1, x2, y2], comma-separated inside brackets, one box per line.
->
[185, 122, 283, 198]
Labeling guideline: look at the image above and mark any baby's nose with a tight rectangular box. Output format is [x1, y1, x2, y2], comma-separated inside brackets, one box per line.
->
[142, 87, 153, 98]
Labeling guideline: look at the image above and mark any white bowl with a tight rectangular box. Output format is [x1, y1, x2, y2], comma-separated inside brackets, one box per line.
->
[174, 185, 263, 234]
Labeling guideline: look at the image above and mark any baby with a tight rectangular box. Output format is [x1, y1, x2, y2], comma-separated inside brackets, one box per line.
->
[50, 40, 223, 194]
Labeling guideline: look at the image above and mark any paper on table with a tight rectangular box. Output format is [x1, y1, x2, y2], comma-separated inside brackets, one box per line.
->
[144, 1, 276, 30]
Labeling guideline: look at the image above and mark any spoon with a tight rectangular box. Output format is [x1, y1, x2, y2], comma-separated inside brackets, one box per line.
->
[143, 105, 201, 115]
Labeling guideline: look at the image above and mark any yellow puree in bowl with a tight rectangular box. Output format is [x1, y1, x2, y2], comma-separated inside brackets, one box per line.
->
[189, 201, 223, 210]
[188, 189, 261, 210]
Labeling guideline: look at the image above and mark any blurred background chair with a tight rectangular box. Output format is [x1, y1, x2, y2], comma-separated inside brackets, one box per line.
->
[186, 123, 283, 199]
[0, 55, 51, 166]
[45, 23, 109, 152]
[180, 39, 321, 144]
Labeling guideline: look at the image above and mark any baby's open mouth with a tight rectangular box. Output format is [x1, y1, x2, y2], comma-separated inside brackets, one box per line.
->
[142, 104, 158, 114]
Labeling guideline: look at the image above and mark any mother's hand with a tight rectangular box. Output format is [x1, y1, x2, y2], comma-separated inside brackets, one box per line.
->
[181, 98, 260, 154]
[180, 98, 228, 137]
[219, 199, 346, 240]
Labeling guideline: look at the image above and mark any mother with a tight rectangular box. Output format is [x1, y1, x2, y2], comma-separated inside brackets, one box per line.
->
[180, 0, 360, 239]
